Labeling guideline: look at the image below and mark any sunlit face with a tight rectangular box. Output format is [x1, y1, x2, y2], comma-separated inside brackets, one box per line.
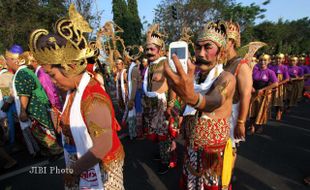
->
[142, 59, 148, 67]
[115, 61, 124, 71]
[194, 40, 219, 72]
[290, 59, 298, 66]
[276, 57, 284, 65]
[5, 57, 18, 71]
[145, 44, 160, 62]
[259, 58, 270, 69]
[42, 65, 75, 91]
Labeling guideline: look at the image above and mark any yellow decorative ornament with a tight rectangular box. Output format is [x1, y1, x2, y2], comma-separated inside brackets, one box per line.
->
[197, 21, 227, 48]
[146, 24, 166, 49]
[226, 20, 241, 48]
[29, 4, 94, 76]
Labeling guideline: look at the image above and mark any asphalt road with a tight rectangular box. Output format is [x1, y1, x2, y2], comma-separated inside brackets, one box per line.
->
[0, 99, 309, 190]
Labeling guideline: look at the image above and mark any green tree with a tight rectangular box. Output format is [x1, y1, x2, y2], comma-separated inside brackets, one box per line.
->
[153, 0, 268, 43]
[0, 0, 67, 52]
[127, 0, 142, 45]
[112, 0, 143, 47]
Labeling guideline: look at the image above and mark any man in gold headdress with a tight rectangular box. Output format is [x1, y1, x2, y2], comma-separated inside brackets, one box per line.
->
[165, 21, 236, 190]
[143, 24, 177, 174]
[224, 21, 252, 149]
[29, 4, 124, 189]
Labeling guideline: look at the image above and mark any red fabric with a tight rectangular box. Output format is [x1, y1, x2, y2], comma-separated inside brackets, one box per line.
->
[81, 79, 122, 163]
[86, 64, 95, 75]
[305, 55, 310, 65]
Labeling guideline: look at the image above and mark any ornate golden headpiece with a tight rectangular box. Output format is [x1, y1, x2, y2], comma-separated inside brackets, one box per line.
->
[123, 45, 143, 62]
[29, 4, 94, 76]
[197, 21, 227, 48]
[226, 20, 241, 48]
[146, 24, 165, 48]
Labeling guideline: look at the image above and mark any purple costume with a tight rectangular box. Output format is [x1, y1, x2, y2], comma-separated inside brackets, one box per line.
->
[288, 66, 303, 78]
[35, 66, 62, 111]
[252, 67, 278, 90]
[268, 65, 290, 80]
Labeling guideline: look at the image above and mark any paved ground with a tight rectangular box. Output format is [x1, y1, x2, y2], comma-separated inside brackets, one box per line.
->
[0, 99, 309, 190]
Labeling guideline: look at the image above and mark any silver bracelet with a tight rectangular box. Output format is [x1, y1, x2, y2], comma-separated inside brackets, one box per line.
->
[193, 93, 203, 108]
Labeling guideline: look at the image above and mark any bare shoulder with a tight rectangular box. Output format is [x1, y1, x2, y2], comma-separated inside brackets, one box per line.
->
[239, 62, 251, 74]
[219, 71, 236, 84]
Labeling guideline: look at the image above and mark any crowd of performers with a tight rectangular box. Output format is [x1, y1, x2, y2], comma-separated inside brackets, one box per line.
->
[0, 4, 309, 190]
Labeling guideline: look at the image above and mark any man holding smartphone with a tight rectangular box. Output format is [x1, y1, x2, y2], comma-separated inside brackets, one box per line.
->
[143, 24, 177, 174]
[165, 21, 236, 189]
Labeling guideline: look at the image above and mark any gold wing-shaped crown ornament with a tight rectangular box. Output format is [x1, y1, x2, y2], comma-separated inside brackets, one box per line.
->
[180, 27, 194, 50]
[197, 21, 228, 48]
[237, 41, 267, 63]
[96, 21, 126, 69]
[123, 45, 143, 63]
[29, 4, 94, 76]
[146, 24, 166, 49]
[226, 20, 241, 48]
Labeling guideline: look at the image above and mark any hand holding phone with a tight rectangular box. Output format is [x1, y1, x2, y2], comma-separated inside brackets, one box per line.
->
[169, 41, 188, 74]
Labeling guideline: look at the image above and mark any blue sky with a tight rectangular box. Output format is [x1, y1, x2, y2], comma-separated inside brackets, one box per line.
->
[97, 0, 310, 26]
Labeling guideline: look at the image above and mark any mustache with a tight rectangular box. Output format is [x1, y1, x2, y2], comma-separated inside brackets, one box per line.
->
[195, 57, 211, 65]
[146, 53, 156, 57]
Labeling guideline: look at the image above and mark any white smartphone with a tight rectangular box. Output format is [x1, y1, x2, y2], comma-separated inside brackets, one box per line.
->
[169, 41, 188, 73]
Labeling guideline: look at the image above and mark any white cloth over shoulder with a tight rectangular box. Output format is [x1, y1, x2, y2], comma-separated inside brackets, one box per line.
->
[62, 73, 104, 189]
[183, 64, 224, 116]
[127, 62, 136, 118]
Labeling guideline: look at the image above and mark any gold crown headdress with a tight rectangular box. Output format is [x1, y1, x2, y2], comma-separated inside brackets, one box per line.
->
[29, 4, 94, 76]
[123, 45, 143, 62]
[146, 24, 166, 48]
[197, 21, 227, 48]
[226, 20, 241, 48]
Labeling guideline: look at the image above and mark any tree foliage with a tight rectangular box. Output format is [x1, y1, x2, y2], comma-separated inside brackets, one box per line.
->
[246, 17, 310, 55]
[0, 0, 67, 52]
[153, 0, 268, 42]
[112, 0, 143, 46]
[0, 0, 102, 52]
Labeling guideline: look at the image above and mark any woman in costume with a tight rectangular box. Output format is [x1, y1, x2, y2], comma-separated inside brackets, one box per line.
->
[286, 57, 304, 110]
[29, 4, 124, 189]
[249, 54, 278, 134]
[268, 53, 289, 120]
[21, 51, 63, 134]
